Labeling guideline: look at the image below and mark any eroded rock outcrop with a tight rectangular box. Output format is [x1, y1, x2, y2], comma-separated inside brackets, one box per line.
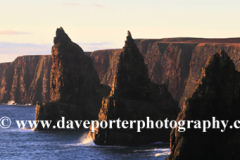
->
[166, 50, 240, 160]
[88, 31, 179, 145]
[35, 27, 110, 130]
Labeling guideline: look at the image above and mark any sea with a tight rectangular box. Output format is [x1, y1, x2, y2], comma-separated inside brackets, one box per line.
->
[0, 105, 170, 160]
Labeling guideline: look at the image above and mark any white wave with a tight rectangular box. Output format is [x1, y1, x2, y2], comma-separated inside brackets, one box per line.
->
[155, 149, 170, 157]
[133, 148, 170, 158]
[77, 132, 96, 146]
[134, 148, 170, 152]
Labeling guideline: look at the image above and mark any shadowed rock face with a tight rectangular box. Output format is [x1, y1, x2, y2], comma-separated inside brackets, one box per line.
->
[111, 31, 151, 100]
[35, 27, 110, 130]
[0, 55, 52, 104]
[88, 31, 179, 145]
[166, 50, 240, 160]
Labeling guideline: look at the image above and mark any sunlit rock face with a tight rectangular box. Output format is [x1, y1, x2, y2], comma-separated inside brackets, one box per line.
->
[166, 50, 240, 160]
[88, 31, 179, 145]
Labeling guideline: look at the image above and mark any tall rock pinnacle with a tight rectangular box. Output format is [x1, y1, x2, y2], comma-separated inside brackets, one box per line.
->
[111, 31, 151, 100]
[35, 27, 111, 130]
[127, 30, 131, 36]
[53, 27, 72, 45]
[51, 27, 87, 103]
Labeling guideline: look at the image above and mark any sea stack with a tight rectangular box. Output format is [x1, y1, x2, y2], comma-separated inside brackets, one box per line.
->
[35, 27, 110, 130]
[88, 31, 179, 145]
[50, 27, 100, 104]
[166, 50, 240, 160]
[110, 31, 151, 100]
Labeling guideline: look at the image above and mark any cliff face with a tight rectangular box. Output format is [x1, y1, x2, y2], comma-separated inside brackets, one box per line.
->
[28, 56, 52, 104]
[90, 49, 122, 87]
[1, 38, 240, 107]
[166, 50, 240, 160]
[89, 38, 240, 107]
[88, 32, 179, 145]
[0, 62, 10, 82]
[0, 55, 52, 104]
[0, 51, 92, 105]
[35, 27, 110, 130]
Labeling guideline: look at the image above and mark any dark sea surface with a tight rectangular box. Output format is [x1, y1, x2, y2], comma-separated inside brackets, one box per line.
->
[0, 105, 170, 160]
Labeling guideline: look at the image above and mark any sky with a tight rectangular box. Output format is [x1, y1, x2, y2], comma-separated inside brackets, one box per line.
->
[0, 0, 240, 62]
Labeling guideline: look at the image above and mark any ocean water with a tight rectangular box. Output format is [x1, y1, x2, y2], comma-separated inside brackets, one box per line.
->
[0, 105, 170, 160]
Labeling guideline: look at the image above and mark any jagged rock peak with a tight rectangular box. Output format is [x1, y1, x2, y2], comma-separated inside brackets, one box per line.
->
[210, 50, 231, 64]
[202, 50, 235, 81]
[127, 30, 132, 38]
[124, 30, 137, 49]
[219, 49, 228, 57]
[53, 27, 72, 45]
[111, 30, 151, 100]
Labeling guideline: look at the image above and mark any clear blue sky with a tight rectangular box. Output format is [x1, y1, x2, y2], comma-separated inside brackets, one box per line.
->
[0, 0, 240, 62]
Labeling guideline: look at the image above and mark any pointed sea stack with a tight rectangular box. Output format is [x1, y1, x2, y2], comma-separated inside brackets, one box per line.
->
[88, 31, 179, 145]
[166, 50, 240, 160]
[110, 31, 151, 100]
[35, 27, 111, 130]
